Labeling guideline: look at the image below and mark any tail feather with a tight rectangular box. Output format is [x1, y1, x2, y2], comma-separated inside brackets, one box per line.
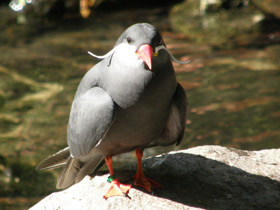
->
[75, 154, 104, 183]
[56, 157, 80, 189]
[36, 147, 70, 171]
[37, 147, 105, 189]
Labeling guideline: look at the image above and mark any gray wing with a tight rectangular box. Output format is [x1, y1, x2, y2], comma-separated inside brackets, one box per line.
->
[67, 87, 115, 157]
[156, 83, 188, 146]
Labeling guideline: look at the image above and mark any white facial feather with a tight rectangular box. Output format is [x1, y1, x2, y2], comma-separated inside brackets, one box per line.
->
[88, 44, 191, 65]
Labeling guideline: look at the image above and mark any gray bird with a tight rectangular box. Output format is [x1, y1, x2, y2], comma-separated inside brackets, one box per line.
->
[37, 23, 189, 199]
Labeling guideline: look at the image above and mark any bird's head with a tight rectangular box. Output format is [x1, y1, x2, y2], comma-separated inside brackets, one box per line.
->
[114, 23, 165, 70]
[88, 23, 190, 69]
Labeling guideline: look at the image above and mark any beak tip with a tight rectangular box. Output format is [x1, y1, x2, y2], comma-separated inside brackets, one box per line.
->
[136, 44, 153, 70]
[147, 62, 152, 70]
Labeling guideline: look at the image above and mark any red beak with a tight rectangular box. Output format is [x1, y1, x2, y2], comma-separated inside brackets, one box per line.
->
[136, 44, 153, 70]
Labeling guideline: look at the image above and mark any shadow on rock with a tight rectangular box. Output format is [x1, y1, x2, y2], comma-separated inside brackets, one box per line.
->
[120, 152, 280, 210]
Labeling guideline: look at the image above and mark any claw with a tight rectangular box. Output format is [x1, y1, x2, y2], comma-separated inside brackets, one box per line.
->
[104, 179, 131, 199]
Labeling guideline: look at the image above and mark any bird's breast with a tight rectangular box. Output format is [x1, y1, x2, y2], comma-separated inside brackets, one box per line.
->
[96, 56, 177, 156]
[102, 56, 154, 108]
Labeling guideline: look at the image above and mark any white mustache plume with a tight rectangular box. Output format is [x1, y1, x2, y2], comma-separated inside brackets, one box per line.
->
[87, 43, 127, 59]
[155, 45, 190, 64]
[88, 44, 190, 64]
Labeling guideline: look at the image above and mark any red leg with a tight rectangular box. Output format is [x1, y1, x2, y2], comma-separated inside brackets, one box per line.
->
[103, 156, 131, 199]
[133, 149, 161, 192]
[105, 156, 114, 176]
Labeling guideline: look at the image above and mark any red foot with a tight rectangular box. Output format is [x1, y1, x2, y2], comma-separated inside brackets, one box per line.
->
[133, 174, 162, 192]
[103, 179, 131, 199]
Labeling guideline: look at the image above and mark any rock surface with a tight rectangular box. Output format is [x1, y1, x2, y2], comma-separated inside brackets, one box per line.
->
[30, 146, 280, 210]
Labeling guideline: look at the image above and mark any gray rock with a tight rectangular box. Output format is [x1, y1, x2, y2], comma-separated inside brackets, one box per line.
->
[30, 145, 280, 210]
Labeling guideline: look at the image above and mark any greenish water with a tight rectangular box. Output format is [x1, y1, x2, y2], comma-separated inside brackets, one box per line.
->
[0, 5, 279, 209]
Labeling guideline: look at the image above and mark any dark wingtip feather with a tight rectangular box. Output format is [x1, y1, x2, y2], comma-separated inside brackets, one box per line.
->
[36, 147, 70, 171]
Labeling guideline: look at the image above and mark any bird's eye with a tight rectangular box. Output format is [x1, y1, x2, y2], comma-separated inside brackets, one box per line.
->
[126, 36, 132, 43]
